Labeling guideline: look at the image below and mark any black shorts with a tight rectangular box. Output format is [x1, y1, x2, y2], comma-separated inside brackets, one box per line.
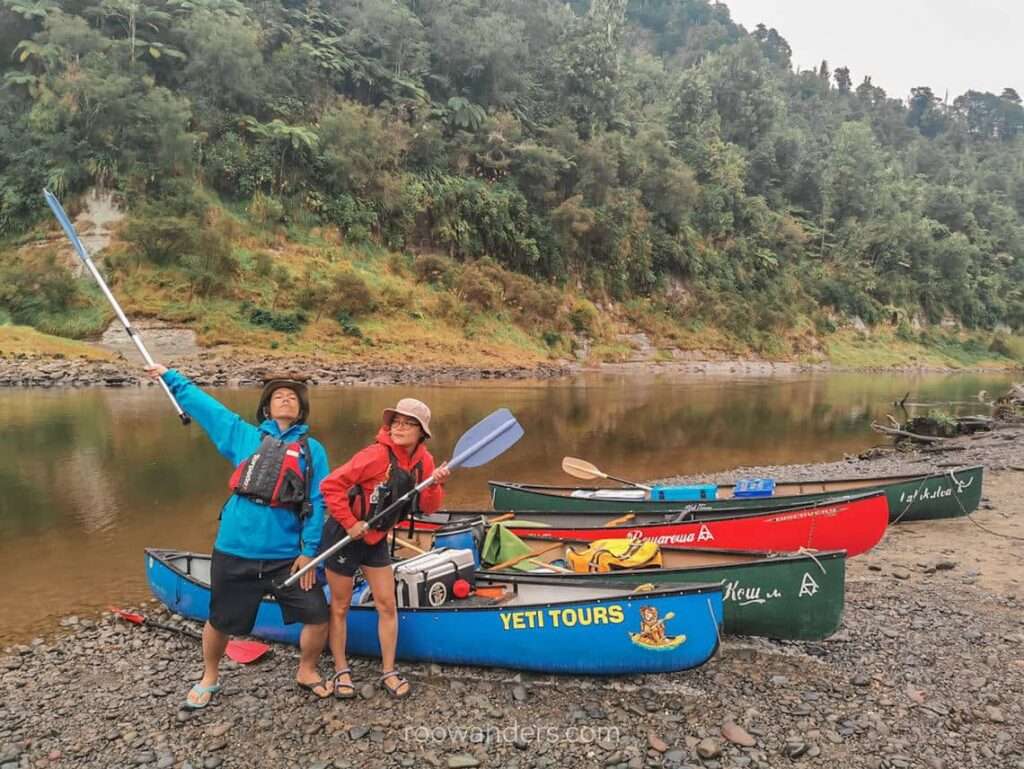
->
[321, 519, 393, 577]
[209, 549, 329, 636]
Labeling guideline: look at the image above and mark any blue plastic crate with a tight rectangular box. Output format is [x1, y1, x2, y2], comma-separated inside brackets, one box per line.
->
[650, 484, 717, 502]
[733, 478, 776, 498]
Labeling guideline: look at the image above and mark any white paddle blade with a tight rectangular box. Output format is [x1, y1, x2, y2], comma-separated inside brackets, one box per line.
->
[561, 456, 606, 481]
[451, 408, 524, 469]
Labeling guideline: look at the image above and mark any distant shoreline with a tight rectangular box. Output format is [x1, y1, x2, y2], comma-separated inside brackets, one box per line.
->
[0, 351, 1019, 390]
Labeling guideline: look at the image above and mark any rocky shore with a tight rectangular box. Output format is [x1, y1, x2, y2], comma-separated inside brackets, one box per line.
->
[0, 352, 571, 389]
[2, 441, 1023, 769]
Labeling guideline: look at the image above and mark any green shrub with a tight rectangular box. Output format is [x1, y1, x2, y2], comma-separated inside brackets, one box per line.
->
[569, 299, 599, 334]
[245, 305, 308, 333]
[988, 334, 1011, 357]
[181, 228, 239, 298]
[248, 192, 286, 225]
[123, 216, 199, 266]
[542, 330, 562, 347]
[456, 265, 500, 310]
[0, 251, 98, 336]
[254, 251, 275, 277]
[334, 310, 363, 338]
[413, 254, 453, 286]
[331, 269, 377, 316]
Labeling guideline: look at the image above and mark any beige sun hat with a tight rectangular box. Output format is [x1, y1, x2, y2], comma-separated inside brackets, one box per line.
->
[382, 398, 432, 438]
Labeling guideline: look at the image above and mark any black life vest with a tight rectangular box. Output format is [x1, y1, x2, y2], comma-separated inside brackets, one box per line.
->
[348, 447, 423, 532]
[228, 434, 313, 519]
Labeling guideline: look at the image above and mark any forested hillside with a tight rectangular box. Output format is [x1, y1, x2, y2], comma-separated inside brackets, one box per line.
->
[1, 0, 1023, 362]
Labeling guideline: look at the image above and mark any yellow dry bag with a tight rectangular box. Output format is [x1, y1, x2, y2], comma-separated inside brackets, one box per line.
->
[566, 538, 663, 573]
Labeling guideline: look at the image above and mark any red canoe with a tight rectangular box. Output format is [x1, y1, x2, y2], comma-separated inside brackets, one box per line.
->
[405, 491, 890, 557]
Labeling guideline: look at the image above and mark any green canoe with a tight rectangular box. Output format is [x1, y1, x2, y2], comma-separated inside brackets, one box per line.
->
[489, 465, 984, 523]
[400, 526, 846, 640]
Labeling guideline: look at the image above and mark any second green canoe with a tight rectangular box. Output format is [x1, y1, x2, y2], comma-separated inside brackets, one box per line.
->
[401, 528, 846, 641]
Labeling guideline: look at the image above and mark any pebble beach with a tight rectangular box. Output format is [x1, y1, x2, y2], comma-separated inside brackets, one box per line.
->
[2, 427, 1022, 769]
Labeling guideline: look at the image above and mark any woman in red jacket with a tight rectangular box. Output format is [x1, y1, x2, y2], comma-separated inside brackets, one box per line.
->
[319, 398, 449, 699]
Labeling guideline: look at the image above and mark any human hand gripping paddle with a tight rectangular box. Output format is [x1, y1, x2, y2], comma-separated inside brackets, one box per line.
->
[42, 189, 190, 425]
[561, 456, 651, 491]
[281, 408, 525, 588]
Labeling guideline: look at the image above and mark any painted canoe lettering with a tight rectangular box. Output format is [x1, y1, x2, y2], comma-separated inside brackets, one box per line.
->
[799, 573, 820, 597]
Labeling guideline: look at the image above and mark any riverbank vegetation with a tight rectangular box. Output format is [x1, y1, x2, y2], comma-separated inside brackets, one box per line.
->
[1, 0, 1023, 367]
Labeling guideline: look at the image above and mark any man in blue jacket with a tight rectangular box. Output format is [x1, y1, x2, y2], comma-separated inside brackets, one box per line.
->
[147, 365, 333, 708]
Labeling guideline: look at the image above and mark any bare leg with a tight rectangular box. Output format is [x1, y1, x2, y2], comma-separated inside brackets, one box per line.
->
[184, 621, 228, 707]
[362, 565, 409, 696]
[296, 622, 329, 692]
[201, 621, 229, 686]
[325, 570, 355, 691]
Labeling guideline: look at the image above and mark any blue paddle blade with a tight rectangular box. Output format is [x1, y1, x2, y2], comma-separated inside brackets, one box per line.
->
[449, 408, 524, 469]
[43, 189, 90, 262]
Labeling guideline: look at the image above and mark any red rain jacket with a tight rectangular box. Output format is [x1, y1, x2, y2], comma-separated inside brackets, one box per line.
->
[320, 427, 444, 545]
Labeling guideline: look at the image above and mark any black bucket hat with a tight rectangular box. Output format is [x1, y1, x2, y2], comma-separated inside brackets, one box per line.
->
[256, 374, 310, 424]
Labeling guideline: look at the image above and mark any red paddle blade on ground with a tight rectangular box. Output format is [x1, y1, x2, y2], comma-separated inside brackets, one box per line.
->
[109, 607, 271, 664]
[223, 639, 271, 664]
[112, 608, 146, 624]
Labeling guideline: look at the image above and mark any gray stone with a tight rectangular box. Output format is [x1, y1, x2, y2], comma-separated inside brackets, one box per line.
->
[446, 755, 480, 769]
[721, 721, 755, 747]
[696, 738, 721, 759]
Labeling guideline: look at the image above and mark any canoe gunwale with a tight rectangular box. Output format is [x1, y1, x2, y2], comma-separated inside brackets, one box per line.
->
[489, 465, 984, 498]
[144, 548, 725, 613]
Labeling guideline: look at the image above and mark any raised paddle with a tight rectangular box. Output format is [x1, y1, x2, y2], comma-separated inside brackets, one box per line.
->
[561, 457, 651, 491]
[43, 190, 190, 425]
[111, 608, 270, 664]
[284, 408, 525, 587]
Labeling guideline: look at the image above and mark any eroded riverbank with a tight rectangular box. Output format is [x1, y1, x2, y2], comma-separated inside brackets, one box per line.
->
[2, 433, 1022, 769]
[0, 352, 570, 389]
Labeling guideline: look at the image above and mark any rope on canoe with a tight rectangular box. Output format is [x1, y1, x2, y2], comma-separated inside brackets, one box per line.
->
[796, 547, 828, 574]
[889, 472, 933, 525]
[707, 597, 722, 651]
[951, 470, 1024, 544]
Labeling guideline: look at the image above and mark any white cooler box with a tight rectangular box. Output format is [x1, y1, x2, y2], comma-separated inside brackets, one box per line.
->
[393, 548, 476, 608]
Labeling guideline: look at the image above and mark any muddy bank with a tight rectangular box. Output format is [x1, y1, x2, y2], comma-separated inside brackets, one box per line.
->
[2, 448, 1023, 768]
[0, 352, 572, 389]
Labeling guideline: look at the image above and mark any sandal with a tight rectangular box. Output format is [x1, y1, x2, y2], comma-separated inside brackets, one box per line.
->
[183, 681, 222, 710]
[332, 668, 356, 700]
[379, 670, 411, 699]
[296, 676, 334, 700]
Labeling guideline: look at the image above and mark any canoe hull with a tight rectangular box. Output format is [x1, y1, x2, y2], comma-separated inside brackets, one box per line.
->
[420, 492, 889, 557]
[144, 549, 723, 675]
[489, 466, 983, 523]
[479, 550, 846, 641]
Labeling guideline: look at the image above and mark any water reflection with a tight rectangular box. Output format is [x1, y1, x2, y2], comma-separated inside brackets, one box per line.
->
[0, 370, 1014, 643]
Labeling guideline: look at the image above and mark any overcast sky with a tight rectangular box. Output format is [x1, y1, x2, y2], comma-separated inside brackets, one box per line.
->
[720, 0, 1019, 102]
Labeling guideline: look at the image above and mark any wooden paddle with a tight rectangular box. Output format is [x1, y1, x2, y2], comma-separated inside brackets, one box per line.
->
[391, 535, 427, 555]
[561, 457, 651, 491]
[605, 513, 636, 527]
[491, 541, 564, 571]
[111, 607, 270, 664]
[488, 513, 516, 523]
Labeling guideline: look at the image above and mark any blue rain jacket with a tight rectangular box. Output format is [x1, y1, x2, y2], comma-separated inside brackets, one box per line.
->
[162, 370, 329, 560]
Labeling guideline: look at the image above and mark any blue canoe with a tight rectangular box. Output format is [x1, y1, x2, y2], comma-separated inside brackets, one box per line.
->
[145, 548, 723, 676]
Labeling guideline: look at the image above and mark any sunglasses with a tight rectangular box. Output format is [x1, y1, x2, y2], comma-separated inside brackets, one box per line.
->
[390, 417, 421, 429]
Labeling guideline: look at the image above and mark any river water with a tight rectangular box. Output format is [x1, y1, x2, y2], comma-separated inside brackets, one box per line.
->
[1, 369, 1014, 644]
